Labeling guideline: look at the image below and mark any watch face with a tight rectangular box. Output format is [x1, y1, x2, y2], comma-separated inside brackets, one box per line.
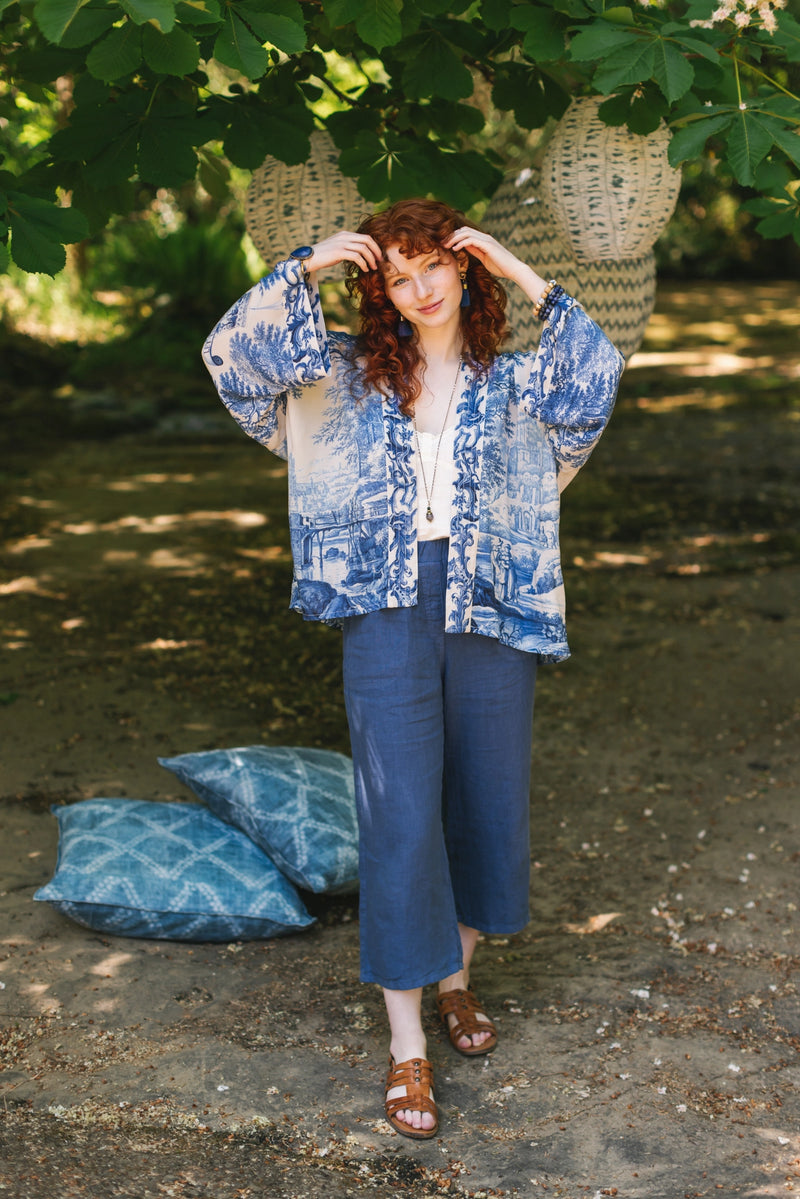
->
[290, 245, 314, 260]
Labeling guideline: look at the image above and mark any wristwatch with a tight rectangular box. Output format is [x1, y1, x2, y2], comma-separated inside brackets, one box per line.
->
[289, 245, 314, 269]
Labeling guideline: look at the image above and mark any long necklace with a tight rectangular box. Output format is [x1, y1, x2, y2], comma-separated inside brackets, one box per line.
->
[412, 357, 462, 524]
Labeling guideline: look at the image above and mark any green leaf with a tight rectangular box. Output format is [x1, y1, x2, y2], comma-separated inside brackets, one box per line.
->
[401, 32, 473, 100]
[428, 146, 502, 210]
[753, 156, 792, 191]
[426, 101, 485, 137]
[324, 0, 362, 23]
[511, 6, 567, 62]
[603, 6, 635, 24]
[726, 110, 775, 185]
[176, 0, 222, 26]
[492, 60, 569, 128]
[7, 192, 89, 275]
[214, 12, 268, 78]
[14, 45, 85, 81]
[754, 207, 798, 239]
[667, 111, 733, 166]
[356, 0, 402, 52]
[773, 11, 800, 63]
[33, 0, 92, 44]
[592, 37, 655, 93]
[568, 21, 639, 62]
[197, 147, 230, 199]
[480, 0, 512, 32]
[652, 37, 694, 103]
[598, 85, 668, 135]
[71, 177, 137, 231]
[57, 4, 117, 48]
[53, 91, 147, 183]
[119, 0, 177, 32]
[239, 0, 307, 54]
[138, 107, 200, 185]
[767, 123, 800, 170]
[671, 32, 723, 65]
[223, 95, 311, 168]
[0, 243, 10, 274]
[142, 22, 201, 73]
[86, 22, 143, 80]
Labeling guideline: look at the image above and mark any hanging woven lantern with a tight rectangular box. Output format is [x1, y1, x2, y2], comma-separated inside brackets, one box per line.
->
[245, 131, 369, 276]
[539, 96, 681, 263]
[483, 166, 656, 359]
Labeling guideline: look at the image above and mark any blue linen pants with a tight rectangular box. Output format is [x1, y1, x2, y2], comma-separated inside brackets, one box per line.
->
[342, 538, 538, 991]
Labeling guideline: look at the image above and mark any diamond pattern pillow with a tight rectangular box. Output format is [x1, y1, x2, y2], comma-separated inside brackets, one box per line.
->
[34, 798, 314, 941]
[158, 746, 358, 894]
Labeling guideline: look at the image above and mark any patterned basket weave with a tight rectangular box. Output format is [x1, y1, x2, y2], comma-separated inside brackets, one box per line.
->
[539, 96, 681, 263]
[245, 131, 369, 276]
[483, 166, 656, 359]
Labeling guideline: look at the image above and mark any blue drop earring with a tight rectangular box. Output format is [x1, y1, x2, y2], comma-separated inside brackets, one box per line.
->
[460, 270, 471, 308]
[397, 317, 412, 337]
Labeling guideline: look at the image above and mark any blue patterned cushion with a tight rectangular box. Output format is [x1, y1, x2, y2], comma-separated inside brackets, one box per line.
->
[158, 746, 358, 894]
[34, 799, 314, 941]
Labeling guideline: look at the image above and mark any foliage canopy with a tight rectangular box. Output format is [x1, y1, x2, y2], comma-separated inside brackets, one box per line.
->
[1, 0, 799, 274]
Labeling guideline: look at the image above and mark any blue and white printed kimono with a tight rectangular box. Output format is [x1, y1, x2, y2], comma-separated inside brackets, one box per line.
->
[203, 259, 623, 661]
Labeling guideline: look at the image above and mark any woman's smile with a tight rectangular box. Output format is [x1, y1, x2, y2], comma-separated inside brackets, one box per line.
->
[417, 298, 444, 315]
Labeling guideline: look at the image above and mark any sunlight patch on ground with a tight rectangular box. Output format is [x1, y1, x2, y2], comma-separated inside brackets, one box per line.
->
[8, 536, 53, 553]
[573, 530, 778, 575]
[60, 510, 268, 536]
[236, 546, 290, 562]
[106, 474, 198, 490]
[629, 349, 800, 378]
[0, 575, 63, 598]
[136, 638, 205, 652]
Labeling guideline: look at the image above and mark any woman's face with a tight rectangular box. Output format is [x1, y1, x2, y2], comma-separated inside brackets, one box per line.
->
[380, 243, 463, 335]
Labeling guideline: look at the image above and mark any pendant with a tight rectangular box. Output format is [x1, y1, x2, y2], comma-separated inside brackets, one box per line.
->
[426, 506, 434, 522]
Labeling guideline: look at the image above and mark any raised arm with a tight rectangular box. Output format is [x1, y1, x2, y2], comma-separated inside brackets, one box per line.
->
[202, 231, 382, 456]
[444, 226, 550, 309]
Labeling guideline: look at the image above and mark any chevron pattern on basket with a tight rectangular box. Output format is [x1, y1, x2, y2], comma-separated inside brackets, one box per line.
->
[483, 167, 656, 360]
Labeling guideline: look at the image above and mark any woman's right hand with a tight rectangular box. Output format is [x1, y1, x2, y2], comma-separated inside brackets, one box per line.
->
[302, 231, 382, 275]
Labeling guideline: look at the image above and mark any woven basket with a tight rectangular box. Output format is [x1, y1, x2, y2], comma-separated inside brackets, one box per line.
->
[539, 96, 681, 263]
[483, 166, 656, 359]
[245, 131, 369, 276]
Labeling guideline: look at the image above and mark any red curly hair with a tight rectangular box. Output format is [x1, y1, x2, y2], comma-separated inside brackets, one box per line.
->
[345, 198, 508, 416]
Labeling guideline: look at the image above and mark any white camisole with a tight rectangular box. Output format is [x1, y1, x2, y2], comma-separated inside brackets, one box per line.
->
[414, 425, 457, 541]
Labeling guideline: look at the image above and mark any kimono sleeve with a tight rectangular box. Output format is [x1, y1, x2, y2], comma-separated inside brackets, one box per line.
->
[201, 258, 331, 459]
[519, 295, 624, 491]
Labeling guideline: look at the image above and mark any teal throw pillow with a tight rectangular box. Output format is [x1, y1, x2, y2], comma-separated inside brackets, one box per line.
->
[158, 746, 358, 894]
[34, 798, 314, 941]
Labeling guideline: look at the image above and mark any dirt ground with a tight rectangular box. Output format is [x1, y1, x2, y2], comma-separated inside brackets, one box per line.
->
[1, 281, 799, 1198]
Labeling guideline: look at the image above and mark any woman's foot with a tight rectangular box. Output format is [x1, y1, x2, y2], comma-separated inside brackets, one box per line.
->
[437, 972, 497, 1055]
[381, 986, 435, 1134]
[385, 1040, 438, 1137]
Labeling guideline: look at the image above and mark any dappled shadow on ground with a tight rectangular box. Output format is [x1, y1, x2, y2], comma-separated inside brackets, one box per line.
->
[1, 282, 799, 1197]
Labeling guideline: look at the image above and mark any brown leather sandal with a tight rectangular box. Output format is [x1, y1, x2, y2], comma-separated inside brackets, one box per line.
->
[436, 985, 498, 1057]
[384, 1056, 439, 1140]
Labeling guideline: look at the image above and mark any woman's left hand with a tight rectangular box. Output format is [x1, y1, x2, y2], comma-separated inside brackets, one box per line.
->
[444, 227, 524, 280]
[444, 226, 547, 306]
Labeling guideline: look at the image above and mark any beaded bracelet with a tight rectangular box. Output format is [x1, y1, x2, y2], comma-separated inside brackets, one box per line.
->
[532, 278, 557, 319]
[537, 283, 565, 323]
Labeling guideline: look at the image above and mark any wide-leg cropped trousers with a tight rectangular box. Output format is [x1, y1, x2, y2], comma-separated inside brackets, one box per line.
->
[342, 538, 538, 991]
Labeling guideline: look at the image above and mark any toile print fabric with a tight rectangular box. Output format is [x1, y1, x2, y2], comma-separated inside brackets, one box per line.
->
[203, 259, 623, 660]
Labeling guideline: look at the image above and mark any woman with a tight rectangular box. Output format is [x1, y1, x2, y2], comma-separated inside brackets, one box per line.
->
[203, 198, 623, 1140]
